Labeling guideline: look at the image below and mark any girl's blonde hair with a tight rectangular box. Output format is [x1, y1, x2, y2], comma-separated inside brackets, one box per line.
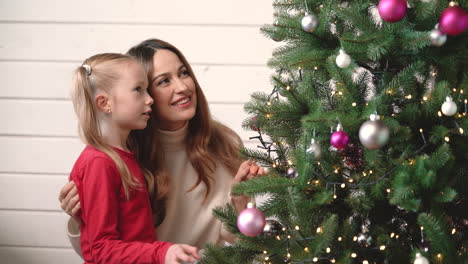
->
[127, 39, 243, 224]
[72, 53, 155, 199]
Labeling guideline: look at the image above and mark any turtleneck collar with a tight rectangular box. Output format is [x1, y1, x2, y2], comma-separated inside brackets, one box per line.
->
[157, 123, 188, 151]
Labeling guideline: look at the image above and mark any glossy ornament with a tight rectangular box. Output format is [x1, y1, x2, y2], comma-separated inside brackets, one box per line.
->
[330, 124, 349, 149]
[439, 3, 468, 36]
[359, 114, 390, 149]
[429, 27, 447, 47]
[237, 203, 266, 237]
[336, 49, 351, 68]
[262, 219, 284, 237]
[286, 167, 298, 179]
[307, 138, 322, 159]
[301, 13, 319, 32]
[378, 0, 407, 23]
[413, 253, 430, 264]
[441, 96, 458, 116]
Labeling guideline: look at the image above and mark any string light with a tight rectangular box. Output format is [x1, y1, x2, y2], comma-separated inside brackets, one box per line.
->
[316, 227, 322, 233]
[379, 245, 386, 251]
[406, 94, 412, 99]
[363, 261, 369, 264]
[286, 85, 291, 90]
[313, 257, 318, 262]
[338, 236, 342, 241]
[423, 96, 428, 101]
[452, 88, 457, 92]
[326, 247, 331, 253]
[263, 251, 268, 254]
[369, 170, 373, 174]
[452, 228, 456, 235]
[352, 102, 357, 106]
[386, 188, 391, 193]
[387, 90, 393, 95]
[444, 136, 450, 142]
[438, 111, 442, 117]
[314, 66, 318, 70]
[390, 232, 395, 238]
[265, 256, 270, 261]
[341, 183, 346, 188]
[460, 89, 464, 94]
[362, 171, 367, 176]
[330, 259, 336, 263]
[295, 226, 300, 230]
[459, 128, 464, 135]
[338, 91, 343, 95]
[351, 253, 357, 258]
[267, 101, 272, 106]
[304, 247, 309, 253]
[353, 236, 358, 241]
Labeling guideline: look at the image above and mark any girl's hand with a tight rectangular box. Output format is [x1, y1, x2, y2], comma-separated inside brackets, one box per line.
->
[230, 160, 267, 213]
[165, 244, 200, 264]
[58, 181, 81, 216]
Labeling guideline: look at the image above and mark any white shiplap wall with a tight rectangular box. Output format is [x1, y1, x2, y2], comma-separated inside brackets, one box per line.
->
[0, 1, 276, 263]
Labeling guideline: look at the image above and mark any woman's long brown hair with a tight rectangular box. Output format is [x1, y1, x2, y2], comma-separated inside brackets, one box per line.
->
[127, 39, 242, 225]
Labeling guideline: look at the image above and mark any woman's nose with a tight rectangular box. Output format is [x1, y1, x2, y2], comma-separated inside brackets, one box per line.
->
[174, 78, 189, 92]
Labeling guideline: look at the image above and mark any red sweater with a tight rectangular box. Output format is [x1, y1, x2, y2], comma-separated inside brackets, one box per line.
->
[70, 145, 172, 264]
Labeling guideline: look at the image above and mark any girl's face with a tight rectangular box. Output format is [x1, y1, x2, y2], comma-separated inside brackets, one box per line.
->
[108, 61, 153, 132]
[149, 49, 197, 131]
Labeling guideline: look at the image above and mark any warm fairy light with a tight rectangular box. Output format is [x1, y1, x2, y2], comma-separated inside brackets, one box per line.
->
[286, 86, 291, 90]
[338, 237, 342, 241]
[386, 188, 391, 193]
[330, 259, 336, 263]
[304, 247, 309, 253]
[287, 235, 291, 239]
[387, 90, 393, 95]
[460, 89, 464, 94]
[266, 114, 272, 118]
[295, 226, 300, 230]
[437, 253, 442, 258]
[390, 232, 395, 238]
[314, 66, 318, 70]
[287, 253, 291, 258]
[453, 88, 457, 92]
[465, 99, 467, 104]
[317, 162, 321, 165]
[459, 128, 464, 134]
[333, 194, 337, 199]
[272, 164, 277, 168]
[348, 179, 354, 183]
[331, 90, 336, 95]
[334, 169, 339, 174]
[352, 102, 357, 106]
[452, 228, 456, 235]
[423, 96, 428, 101]
[406, 94, 412, 99]
[265, 256, 270, 261]
[338, 91, 343, 95]
[351, 253, 357, 258]
[315, 180, 320, 184]
[444, 136, 450, 142]
[438, 111, 442, 117]
[419, 128, 423, 133]
[313, 257, 318, 262]
[341, 183, 346, 188]
[431, 72, 436, 76]
[287, 160, 293, 165]
[363, 261, 369, 264]
[276, 235, 281, 240]
[316, 227, 322, 233]
[267, 101, 272, 106]
[395, 235, 400, 239]
[369, 170, 373, 174]
[379, 245, 386, 250]
[282, 227, 287, 231]
[362, 171, 367, 176]
[353, 236, 358, 241]
[326, 247, 331, 253]
[298, 67, 302, 70]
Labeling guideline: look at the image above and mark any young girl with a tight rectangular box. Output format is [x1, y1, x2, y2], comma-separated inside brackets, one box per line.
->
[69, 53, 199, 264]
[60, 40, 266, 252]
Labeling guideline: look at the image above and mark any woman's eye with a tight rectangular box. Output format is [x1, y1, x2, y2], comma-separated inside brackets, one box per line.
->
[158, 78, 170, 85]
[182, 70, 189, 76]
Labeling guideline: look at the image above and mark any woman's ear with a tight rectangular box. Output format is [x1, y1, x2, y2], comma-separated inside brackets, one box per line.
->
[95, 93, 111, 113]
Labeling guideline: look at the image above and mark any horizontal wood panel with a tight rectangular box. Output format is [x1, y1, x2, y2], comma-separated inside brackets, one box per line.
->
[0, 211, 71, 247]
[0, 99, 259, 139]
[0, 24, 275, 65]
[0, 247, 82, 264]
[0, 0, 273, 26]
[0, 174, 68, 211]
[0, 61, 272, 101]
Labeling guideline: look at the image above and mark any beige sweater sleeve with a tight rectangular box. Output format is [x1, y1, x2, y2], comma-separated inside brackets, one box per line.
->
[67, 217, 83, 259]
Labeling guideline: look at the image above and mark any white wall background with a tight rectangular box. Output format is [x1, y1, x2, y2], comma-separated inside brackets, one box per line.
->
[0, 1, 275, 263]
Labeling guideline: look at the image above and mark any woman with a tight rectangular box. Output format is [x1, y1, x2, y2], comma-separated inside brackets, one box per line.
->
[59, 39, 265, 256]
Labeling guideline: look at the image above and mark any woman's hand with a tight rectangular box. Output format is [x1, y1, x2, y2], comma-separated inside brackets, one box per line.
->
[230, 160, 267, 213]
[58, 181, 81, 217]
[165, 244, 200, 264]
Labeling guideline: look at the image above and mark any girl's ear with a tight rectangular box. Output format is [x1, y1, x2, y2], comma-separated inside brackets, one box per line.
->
[95, 93, 111, 113]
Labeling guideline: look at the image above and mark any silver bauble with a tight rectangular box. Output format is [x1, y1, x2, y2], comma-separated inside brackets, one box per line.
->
[413, 253, 429, 264]
[306, 139, 322, 159]
[359, 114, 390, 149]
[441, 96, 457, 116]
[301, 13, 319, 32]
[262, 219, 284, 237]
[430, 29, 447, 46]
[286, 167, 298, 179]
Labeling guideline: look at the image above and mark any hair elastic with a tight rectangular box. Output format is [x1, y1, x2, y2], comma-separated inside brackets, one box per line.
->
[82, 64, 92, 76]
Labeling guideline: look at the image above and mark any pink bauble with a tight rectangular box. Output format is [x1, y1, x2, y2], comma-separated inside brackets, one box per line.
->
[237, 207, 266, 237]
[330, 130, 349, 149]
[439, 6, 468, 36]
[378, 0, 407, 23]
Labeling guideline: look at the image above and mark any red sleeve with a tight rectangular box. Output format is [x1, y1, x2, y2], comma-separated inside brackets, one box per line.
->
[79, 157, 172, 264]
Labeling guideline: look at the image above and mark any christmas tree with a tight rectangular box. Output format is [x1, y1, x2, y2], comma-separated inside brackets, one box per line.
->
[201, 1, 467, 263]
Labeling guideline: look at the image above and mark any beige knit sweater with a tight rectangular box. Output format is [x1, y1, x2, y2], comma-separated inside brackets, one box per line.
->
[67, 124, 237, 255]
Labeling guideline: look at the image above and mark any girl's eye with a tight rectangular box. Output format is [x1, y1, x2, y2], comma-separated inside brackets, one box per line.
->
[135, 86, 142, 92]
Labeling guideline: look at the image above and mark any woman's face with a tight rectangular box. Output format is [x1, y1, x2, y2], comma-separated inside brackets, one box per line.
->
[149, 49, 197, 131]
